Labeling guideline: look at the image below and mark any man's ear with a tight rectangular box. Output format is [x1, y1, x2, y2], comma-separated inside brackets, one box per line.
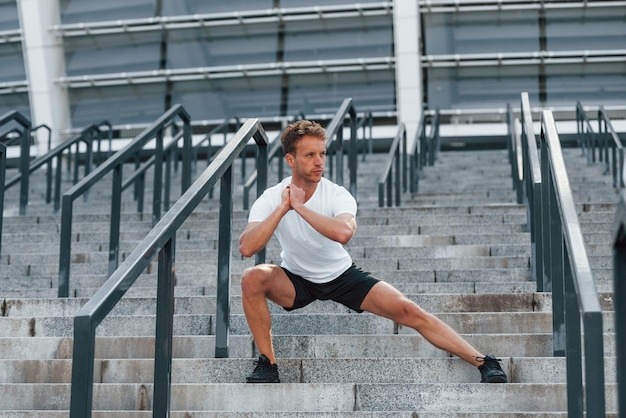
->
[285, 152, 295, 168]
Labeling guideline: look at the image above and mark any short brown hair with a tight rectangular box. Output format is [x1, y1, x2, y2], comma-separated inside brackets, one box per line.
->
[280, 120, 326, 156]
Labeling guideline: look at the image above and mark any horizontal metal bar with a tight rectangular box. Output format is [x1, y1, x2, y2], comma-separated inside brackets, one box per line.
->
[57, 57, 395, 88]
[0, 29, 21, 44]
[0, 81, 29, 96]
[423, 50, 626, 67]
[52, 2, 393, 37]
[420, 0, 626, 13]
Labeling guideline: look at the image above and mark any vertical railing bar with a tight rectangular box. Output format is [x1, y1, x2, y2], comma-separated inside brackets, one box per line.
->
[394, 143, 400, 207]
[215, 165, 233, 358]
[0, 142, 5, 255]
[69, 316, 96, 418]
[540, 131, 552, 293]
[182, 117, 192, 192]
[18, 126, 30, 215]
[614, 205, 626, 418]
[549, 168, 565, 357]
[58, 194, 74, 297]
[255, 132, 268, 266]
[336, 125, 344, 187]
[563, 249, 584, 416]
[164, 149, 172, 212]
[349, 109, 358, 197]
[153, 237, 175, 417]
[152, 129, 164, 226]
[107, 164, 123, 277]
[583, 311, 607, 418]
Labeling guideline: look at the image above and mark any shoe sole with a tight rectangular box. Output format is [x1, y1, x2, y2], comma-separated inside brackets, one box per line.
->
[483, 376, 507, 383]
[246, 379, 280, 383]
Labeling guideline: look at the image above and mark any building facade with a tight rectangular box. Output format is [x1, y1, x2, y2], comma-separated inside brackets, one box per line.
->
[1, 0, 624, 146]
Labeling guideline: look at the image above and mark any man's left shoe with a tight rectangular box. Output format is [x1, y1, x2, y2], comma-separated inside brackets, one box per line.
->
[477, 354, 508, 383]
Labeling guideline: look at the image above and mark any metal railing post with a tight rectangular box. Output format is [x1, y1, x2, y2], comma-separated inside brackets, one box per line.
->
[0, 142, 5, 255]
[348, 109, 358, 197]
[520, 93, 543, 290]
[540, 109, 606, 417]
[18, 125, 30, 214]
[614, 192, 626, 417]
[69, 315, 96, 417]
[152, 128, 164, 226]
[58, 194, 74, 297]
[255, 135, 268, 266]
[153, 237, 176, 417]
[107, 164, 123, 276]
[563, 249, 584, 416]
[215, 165, 233, 358]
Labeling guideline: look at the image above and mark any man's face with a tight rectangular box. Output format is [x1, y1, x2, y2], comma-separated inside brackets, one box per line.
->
[288, 135, 326, 184]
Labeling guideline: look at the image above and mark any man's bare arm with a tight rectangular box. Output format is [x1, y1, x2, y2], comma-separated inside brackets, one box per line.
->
[293, 207, 356, 244]
[288, 183, 356, 244]
[239, 188, 290, 258]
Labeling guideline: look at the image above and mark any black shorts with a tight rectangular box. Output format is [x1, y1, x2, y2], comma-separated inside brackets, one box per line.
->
[281, 264, 380, 313]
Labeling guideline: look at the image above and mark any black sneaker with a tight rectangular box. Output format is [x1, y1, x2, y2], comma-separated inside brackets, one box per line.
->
[477, 354, 508, 383]
[246, 354, 280, 383]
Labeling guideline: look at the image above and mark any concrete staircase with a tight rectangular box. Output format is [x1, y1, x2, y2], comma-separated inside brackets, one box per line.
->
[0, 143, 618, 416]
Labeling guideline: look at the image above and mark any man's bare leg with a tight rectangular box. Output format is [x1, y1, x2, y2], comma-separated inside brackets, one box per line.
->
[240, 264, 296, 364]
[360, 281, 485, 367]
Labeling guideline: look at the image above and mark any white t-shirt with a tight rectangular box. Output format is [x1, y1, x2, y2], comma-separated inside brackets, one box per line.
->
[248, 176, 357, 283]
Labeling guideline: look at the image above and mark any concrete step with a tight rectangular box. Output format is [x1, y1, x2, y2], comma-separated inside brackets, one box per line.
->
[1, 332, 617, 360]
[0, 356, 617, 384]
[0, 311, 616, 338]
[3, 292, 581, 318]
[0, 382, 617, 413]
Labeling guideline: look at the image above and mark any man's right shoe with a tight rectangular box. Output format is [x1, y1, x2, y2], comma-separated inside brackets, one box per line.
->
[477, 354, 508, 383]
[246, 354, 280, 383]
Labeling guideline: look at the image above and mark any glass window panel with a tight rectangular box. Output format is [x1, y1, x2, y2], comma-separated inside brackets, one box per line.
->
[161, 0, 272, 15]
[171, 77, 282, 120]
[64, 35, 162, 75]
[167, 25, 279, 69]
[69, 84, 166, 127]
[287, 70, 395, 115]
[545, 62, 626, 108]
[427, 65, 540, 109]
[545, 8, 626, 51]
[60, 0, 156, 24]
[0, 44, 26, 82]
[283, 16, 393, 61]
[0, 0, 19, 31]
[423, 10, 539, 55]
[0, 93, 30, 119]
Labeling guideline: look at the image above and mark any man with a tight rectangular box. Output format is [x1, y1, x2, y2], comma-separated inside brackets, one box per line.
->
[239, 119, 507, 384]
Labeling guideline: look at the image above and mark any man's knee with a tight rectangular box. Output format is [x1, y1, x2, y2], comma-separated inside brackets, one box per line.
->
[240, 265, 272, 295]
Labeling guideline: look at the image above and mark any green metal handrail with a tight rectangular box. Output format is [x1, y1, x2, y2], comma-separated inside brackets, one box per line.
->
[192, 116, 240, 172]
[598, 106, 624, 189]
[122, 128, 185, 214]
[357, 110, 373, 162]
[68, 118, 269, 418]
[540, 109, 606, 417]
[0, 141, 6, 256]
[378, 123, 406, 207]
[506, 103, 524, 204]
[57, 105, 193, 297]
[518, 93, 543, 291]
[242, 112, 305, 210]
[325, 98, 359, 197]
[0, 111, 32, 215]
[613, 187, 626, 417]
[408, 109, 440, 195]
[576, 101, 600, 165]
